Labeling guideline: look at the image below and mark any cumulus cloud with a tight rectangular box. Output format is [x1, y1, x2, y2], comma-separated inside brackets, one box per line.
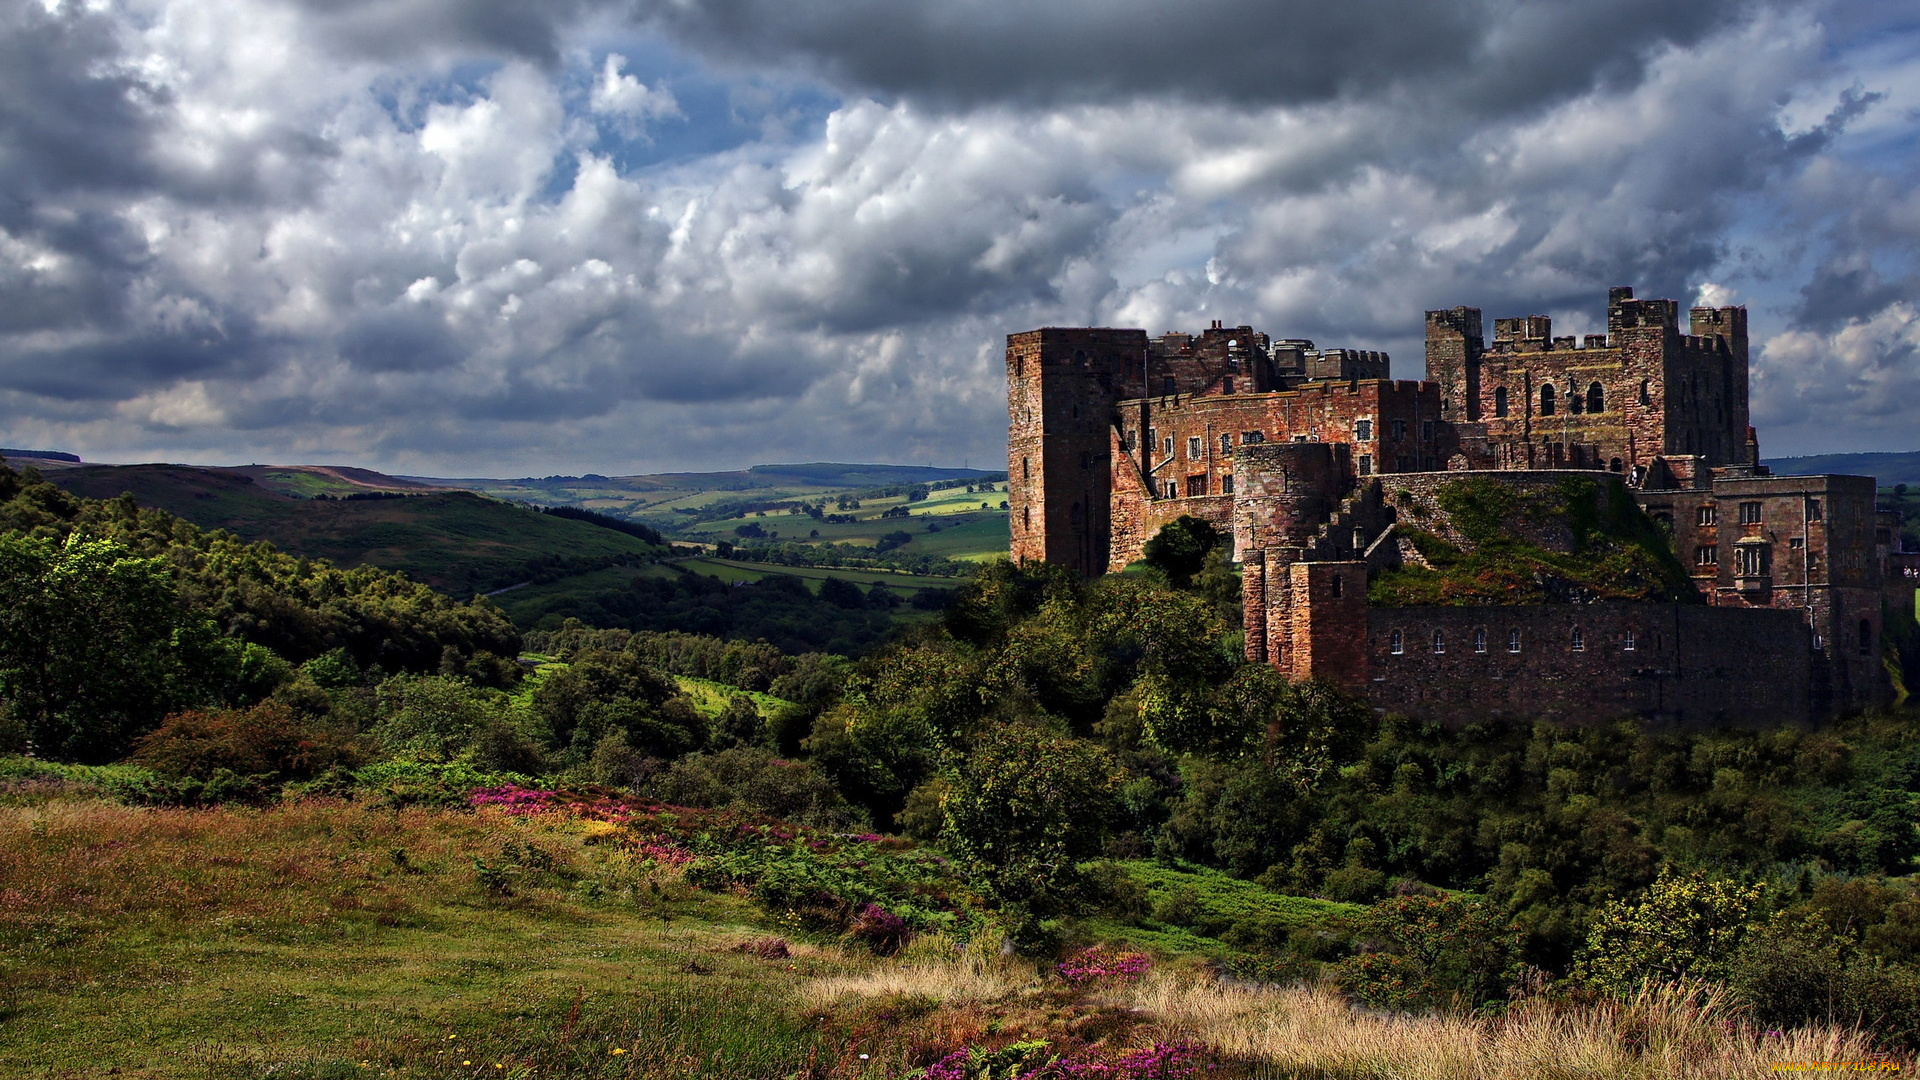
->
[0, 0, 1913, 472]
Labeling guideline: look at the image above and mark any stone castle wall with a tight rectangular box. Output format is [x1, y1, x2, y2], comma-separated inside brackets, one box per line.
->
[1361, 602, 1812, 728]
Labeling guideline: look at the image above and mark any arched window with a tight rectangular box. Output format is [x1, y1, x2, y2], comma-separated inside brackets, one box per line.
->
[1432, 630, 1445, 654]
[1571, 626, 1585, 651]
[1540, 384, 1556, 416]
[1494, 386, 1508, 418]
[1587, 382, 1605, 413]
[1390, 629, 1404, 655]
[1860, 619, 1874, 656]
[1610, 458, 1624, 472]
[1639, 379, 1652, 405]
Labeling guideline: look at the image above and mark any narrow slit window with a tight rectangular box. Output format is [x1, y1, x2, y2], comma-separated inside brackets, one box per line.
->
[1432, 630, 1445, 654]
[1390, 629, 1404, 655]
[1571, 627, 1585, 651]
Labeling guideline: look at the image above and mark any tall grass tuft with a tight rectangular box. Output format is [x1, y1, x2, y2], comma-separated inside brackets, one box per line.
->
[1117, 972, 1892, 1079]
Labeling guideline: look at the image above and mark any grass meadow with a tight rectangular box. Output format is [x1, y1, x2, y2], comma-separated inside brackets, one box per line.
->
[2, 788, 1902, 1079]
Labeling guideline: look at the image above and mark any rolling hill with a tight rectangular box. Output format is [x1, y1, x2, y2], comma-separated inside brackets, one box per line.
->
[45, 463, 665, 595]
[1766, 450, 1920, 488]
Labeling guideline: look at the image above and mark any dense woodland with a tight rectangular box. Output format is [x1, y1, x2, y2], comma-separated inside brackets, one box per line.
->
[5, 461, 1920, 1049]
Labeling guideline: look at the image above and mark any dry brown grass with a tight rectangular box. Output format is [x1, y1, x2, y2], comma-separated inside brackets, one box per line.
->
[1114, 970, 1899, 1079]
[801, 935, 1041, 1009]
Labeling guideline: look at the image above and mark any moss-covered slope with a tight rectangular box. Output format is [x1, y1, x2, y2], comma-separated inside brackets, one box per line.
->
[1368, 475, 1697, 606]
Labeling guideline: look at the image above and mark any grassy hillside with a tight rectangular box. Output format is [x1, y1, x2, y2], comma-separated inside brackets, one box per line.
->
[46, 464, 663, 595]
[1, 786, 1887, 1079]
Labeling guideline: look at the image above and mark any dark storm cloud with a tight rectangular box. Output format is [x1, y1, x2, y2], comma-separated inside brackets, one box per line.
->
[0, 3, 163, 203]
[288, 0, 601, 66]
[338, 306, 466, 373]
[633, 0, 1754, 112]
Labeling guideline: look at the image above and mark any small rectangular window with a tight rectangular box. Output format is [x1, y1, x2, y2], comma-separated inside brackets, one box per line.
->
[1697, 505, 1716, 526]
[1221, 474, 1234, 494]
[1473, 628, 1487, 653]
[1695, 545, 1719, 566]
[1623, 631, 1636, 652]
[1359, 454, 1373, 475]
[1162, 377, 1177, 395]
[1355, 419, 1373, 441]
[1422, 420, 1436, 442]
[1222, 377, 1235, 394]
[1242, 430, 1264, 445]
[1391, 419, 1407, 441]
[1220, 433, 1233, 454]
[1186, 475, 1207, 497]
[1571, 627, 1585, 651]
[1739, 501, 1762, 524]
[1187, 436, 1203, 460]
[1163, 436, 1174, 456]
[1163, 480, 1178, 499]
[1390, 629, 1405, 655]
[1432, 630, 1445, 654]
[1508, 629, 1522, 654]
[1807, 498, 1823, 522]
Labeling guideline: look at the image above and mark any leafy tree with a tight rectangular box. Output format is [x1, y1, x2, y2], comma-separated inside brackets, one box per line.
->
[0, 535, 198, 761]
[370, 674, 514, 763]
[941, 724, 1122, 934]
[1576, 870, 1765, 993]
[1333, 893, 1525, 1012]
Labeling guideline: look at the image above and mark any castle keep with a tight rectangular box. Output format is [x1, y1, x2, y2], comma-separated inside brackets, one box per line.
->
[1008, 288, 1919, 726]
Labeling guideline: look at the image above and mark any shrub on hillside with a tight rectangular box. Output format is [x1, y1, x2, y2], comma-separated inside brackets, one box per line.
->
[1331, 893, 1524, 1012]
[1575, 870, 1765, 994]
[648, 746, 865, 828]
[129, 701, 364, 785]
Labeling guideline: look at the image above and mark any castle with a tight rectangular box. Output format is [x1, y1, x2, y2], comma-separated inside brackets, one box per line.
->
[1007, 288, 1919, 726]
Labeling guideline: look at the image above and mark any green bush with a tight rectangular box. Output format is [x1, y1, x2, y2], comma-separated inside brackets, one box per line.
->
[1332, 893, 1524, 1012]
[1575, 870, 1764, 993]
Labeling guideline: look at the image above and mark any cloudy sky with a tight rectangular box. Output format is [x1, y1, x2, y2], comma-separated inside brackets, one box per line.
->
[1, 0, 1916, 475]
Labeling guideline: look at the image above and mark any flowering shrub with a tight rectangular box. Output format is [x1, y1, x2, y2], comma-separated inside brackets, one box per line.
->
[1056, 946, 1152, 984]
[470, 785, 556, 813]
[850, 902, 915, 955]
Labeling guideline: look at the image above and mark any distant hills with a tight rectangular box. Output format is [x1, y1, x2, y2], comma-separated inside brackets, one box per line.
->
[1765, 450, 1920, 489]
